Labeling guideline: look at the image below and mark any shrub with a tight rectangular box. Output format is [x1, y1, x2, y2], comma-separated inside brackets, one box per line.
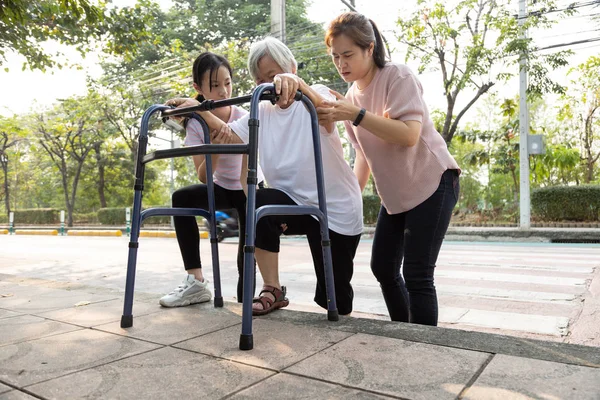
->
[73, 212, 99, 224]
[363, 195, 381, 225]
[98, 208, 126, 225]
[98, 207, 171, 225]
[532, 185, 600, 221]
[13, 208, 60, 224]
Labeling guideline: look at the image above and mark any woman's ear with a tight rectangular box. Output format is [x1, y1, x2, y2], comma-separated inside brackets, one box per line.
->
[368, 42, 375, 57]
[193, 82, 202, 95]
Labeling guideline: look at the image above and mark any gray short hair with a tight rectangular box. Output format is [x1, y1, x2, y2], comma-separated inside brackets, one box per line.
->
[248, 36, 298, 81]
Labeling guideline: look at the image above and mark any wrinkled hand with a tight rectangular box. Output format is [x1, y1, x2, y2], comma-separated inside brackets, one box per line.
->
[317, 89, 360, 126]
[211, 124, 234, 144]
[273, 73, 301, 107]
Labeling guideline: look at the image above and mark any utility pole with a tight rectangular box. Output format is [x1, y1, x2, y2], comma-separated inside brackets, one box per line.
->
[270, 0, 286, 43]
[518, 0, 530, 229]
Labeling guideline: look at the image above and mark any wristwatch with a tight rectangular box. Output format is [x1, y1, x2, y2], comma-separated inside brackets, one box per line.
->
[353, 108, 366, 126]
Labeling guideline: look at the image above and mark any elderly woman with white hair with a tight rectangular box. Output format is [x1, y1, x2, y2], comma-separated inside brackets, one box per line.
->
[167, 37, 363, 316]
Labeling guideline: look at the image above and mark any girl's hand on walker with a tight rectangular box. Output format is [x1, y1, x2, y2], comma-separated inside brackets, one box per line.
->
[317, 90, 361, 125]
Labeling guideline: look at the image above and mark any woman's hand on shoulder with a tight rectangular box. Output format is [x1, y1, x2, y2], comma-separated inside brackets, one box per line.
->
[317, 89, 360, 126]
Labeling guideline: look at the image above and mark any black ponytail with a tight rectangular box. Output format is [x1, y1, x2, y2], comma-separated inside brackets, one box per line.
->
[369, 19, 387, 68]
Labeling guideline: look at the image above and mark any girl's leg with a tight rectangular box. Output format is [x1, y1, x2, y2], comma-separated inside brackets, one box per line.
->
[172, 184, 232, 279]
[402, 169, 459, 326]
[370, 206, 410, 322]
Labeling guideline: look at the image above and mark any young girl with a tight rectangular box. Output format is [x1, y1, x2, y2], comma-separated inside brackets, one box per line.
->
[318, 12, 460, 326]
[159, 52, 263, 307]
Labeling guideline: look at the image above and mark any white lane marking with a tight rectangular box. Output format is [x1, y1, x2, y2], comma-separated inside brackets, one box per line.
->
[436, 285, 578, 304]
[440, 307, 570, 336]
[435, 270, 586, 286]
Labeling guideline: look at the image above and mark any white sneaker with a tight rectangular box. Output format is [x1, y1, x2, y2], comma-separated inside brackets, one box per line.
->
[159, 275, 212, 307]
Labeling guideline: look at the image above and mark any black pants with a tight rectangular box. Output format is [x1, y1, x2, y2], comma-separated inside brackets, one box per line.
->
[371, 169, 459, 326]
[172, 183, 253, 301]
[254, 188, 361, 315]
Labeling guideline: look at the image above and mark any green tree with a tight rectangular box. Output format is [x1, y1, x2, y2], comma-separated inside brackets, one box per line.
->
[31, 95, 103, 226]
[0, 115, 27, 216]
[396, 0, 573, 143]
[559, 55, 600, 183]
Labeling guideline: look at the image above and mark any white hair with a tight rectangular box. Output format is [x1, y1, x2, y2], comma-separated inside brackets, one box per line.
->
[248, 36, 297, 81]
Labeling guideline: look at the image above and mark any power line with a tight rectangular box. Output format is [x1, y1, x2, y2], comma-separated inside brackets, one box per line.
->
[536, 36, 600, 50]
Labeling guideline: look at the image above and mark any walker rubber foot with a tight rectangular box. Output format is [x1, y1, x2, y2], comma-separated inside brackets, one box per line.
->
[214, 297, 224, 308]
[120, 315, 133, 328]
[328, 309, 339, 321]
[239, 334, 253, 350]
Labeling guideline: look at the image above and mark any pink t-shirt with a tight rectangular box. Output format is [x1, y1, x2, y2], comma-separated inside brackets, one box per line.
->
[344, 63, 460, 214]
[184, 105, 264, 190]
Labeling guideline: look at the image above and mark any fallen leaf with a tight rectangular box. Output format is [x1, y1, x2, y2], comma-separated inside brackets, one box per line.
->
[74, 301, 91, 307]
[0, 293, 14, 298]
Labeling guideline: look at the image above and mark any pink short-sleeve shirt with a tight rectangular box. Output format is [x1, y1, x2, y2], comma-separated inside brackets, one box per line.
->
[344, 63, 460, 214]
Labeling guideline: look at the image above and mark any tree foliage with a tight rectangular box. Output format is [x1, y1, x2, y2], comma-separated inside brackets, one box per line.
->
[559, 55, 600, 183]
[31, 93, 104, 226]
[396, 0, 573, 143]
[0, 0, 157, 71]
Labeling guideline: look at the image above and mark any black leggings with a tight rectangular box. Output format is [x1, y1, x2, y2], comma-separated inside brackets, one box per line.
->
[172, 183, 253, 301]
[371, 169, 459, 325]
[254, 188, 361, 315]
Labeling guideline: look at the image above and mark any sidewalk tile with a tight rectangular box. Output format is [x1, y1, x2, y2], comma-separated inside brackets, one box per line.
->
[37, 299, 161, 328]
[0, 383, 11, 395]
[94, 303, 241, 345]
[0, 310, 21, 320]
[286, 333, 490, 399]
[0, 391, 37, 399]
[0, 328, 160, 386]
[27, 347, 274, 400]
[230, 373, 394, 399]
[463, 354, 600, 400]
[0, 315, 81, 346]
[175, 319, 353, 371]
[0, 286, 117, 314]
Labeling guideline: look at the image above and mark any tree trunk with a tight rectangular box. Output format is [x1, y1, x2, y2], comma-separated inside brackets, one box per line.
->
[1, 161, 9, 216]
[94, 142, 107, 208]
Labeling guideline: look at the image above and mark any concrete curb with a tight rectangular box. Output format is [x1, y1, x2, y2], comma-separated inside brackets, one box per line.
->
[139, 230, 176, 238]
[265, 309, 600, 368]
[67, 230, 123, 237]
[14, 229, 58, 236]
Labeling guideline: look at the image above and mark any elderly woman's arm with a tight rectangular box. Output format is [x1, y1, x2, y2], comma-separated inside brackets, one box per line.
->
[273, 74, 335, 133]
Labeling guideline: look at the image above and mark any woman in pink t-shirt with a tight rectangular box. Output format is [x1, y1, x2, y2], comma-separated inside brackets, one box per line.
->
[318, 12, 461, 326]
[159, 52, 262, 308]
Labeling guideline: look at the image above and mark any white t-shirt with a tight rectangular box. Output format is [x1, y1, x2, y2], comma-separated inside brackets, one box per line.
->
[184, 105, 264, 190]
[229, 85, 363, 236]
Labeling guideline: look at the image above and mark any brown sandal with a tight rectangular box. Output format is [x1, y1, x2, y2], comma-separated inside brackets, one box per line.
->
[252, 285, 289, 316]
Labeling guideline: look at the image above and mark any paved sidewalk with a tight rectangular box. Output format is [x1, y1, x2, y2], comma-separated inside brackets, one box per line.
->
[0, 275, 599, 399]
